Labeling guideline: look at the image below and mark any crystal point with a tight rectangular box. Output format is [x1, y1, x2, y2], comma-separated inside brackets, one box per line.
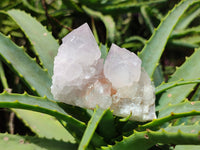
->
[51, 23, 103, 106]
[104, 44, 142, 89]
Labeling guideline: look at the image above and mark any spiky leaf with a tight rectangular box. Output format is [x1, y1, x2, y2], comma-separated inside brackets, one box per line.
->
[102, 129, 200, 150]
[155, 79, 200, 95]
[7, 9, 59, 76]
[78, 107, 107, 150]
[158, 101, 200, 118]
[0, 133, 77, 150]
[13, 109, 75, 142]
[157, 48, 200, 110]
[0, 92, 85, 128]
[139, 0, 200, 78]
[0, 32, 53, 99]
[139, 101, 200, 130]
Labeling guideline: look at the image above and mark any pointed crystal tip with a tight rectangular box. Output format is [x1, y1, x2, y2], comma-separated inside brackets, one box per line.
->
[51, 23, 103, 106]
[104, 44, 142, 89]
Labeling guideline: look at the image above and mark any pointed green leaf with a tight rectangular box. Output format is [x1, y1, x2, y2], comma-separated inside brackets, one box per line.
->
[0, 92, 85, 130]
[0, 61, 9, 89]
[155, 79, 200, 95]
[169, 39, 199, 48]
[157, 49, 200, 110]
[158, 101, 200, 118]
[139, 101, 200, 130]
[0, 32, 53, 99]
[0, 92, 105, 146]
[102, 129, 200, 150]
[174, 4, 200, 30]
[78, 107, 107, 150]
[171, 26, 200, 37]
[172, 35, 200, 45]
[163, 124, 200, 134]
[98, 110, 116, 142]
[7, 9, 59, 76]
[140, 5, 154, 33]
[139, 0, 200, 78]
[13, 109, 75, 143]
[0, 133, 77, 150]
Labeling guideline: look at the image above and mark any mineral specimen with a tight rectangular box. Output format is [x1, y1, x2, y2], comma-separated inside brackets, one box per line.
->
[51, 23, 103, 108]
[51, 23, 156, 122]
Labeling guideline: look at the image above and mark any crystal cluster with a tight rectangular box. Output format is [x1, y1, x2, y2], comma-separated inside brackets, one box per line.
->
[51, 23, 156, 121]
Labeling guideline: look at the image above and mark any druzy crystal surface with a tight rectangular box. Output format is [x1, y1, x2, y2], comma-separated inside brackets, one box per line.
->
[51, 23, 156, 121]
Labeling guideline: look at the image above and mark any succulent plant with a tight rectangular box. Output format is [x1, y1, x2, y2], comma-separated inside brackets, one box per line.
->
[0, 0, 200, 149]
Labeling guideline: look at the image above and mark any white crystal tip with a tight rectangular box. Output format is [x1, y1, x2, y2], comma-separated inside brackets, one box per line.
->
[104, 43, 142, 89]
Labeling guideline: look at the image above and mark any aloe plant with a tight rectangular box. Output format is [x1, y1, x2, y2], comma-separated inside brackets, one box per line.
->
[0, 0, 200, 149]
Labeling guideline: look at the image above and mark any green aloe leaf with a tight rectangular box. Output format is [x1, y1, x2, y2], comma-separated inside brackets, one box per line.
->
[78, 107, 107, 150]
[169, 39, 199, 48]
[139, 101, 200, 130]
[0, 92, 85, 142]
[155, 79, 200, 95]
[0, 61, 9, 89]
[157, 48, 200, 110]
[13, 109, 75, 142]
[140, 5, 154, 33]
[163, 123, 200, 134]
[98, 109, 116, 142]
[0, 133, 77, 150]
[169, 25, 200, 48]
[101, 128, 200, 150]
[7, 9, 59, 76]
[158, 101, 200, 118]
[0, 32, 53, 99]
[139, 0, 200, 78]
[0, 92, 85, 129]
[171, 26, 200, 37]
[0, 92, 106, 146]
[174, 4, 200, 30]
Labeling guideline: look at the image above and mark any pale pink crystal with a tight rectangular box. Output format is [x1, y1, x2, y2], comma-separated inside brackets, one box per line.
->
[51, 23, 104, 107]
[51, 23, 156, 122]
[104, 44, 142, 89]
